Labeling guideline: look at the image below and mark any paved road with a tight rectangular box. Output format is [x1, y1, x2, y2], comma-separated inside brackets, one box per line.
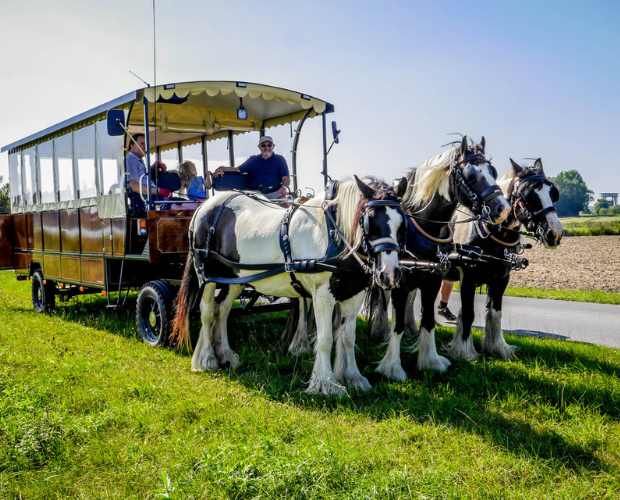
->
[415, 292, 620, 349]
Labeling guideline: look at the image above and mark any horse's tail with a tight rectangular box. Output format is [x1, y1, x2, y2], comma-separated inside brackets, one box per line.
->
[171, 252, 201, 352]
[363, 286, 391, 342]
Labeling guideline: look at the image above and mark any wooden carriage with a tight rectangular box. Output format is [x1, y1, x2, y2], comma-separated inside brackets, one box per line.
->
[0, 81, 336, 344]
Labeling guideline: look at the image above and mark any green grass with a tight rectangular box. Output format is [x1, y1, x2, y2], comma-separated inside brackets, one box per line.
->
[560, 215, 620, 236]
[454, 283, 620, 306]
[2, 270, 620, 499]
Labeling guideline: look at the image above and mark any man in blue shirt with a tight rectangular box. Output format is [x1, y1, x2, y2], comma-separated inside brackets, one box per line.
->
[213, 136, 290, 199]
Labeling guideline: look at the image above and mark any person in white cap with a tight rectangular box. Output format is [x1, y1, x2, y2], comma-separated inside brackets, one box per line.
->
[213, 135, 290, 199]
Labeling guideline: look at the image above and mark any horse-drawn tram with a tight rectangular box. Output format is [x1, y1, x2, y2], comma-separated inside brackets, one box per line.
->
[0, 81, 337, 345]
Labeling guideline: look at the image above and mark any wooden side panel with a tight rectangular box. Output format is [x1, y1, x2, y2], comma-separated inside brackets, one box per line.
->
[42, 211, 61, 251]
[13, 214, 27, 250]
[32, 213, 42, 251]
[0, 214, 14, 270]
[26, 214, 35, 250]
[112, 219, 126, 256]
[13, 251, 31, 274]
[60, 209, 80, 253]
[61, 254, 80, 282]
[147, 210, 193, 263]
[43, 253, 61, 280]
[103, 220, 112, 256]
[80, 206, 103, 255]
[81, 256, 104, 286]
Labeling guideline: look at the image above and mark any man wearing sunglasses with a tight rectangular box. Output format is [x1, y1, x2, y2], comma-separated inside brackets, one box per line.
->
[213, 135, 290, 199]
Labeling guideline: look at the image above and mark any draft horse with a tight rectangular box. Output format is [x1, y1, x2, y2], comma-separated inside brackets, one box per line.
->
[374, 136, 511, 380]
[446, 158, 564, 359]
[171, 176, 407, 395]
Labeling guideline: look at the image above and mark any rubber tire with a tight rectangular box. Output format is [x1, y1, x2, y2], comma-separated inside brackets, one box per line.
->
[32, 270, 56, 313]
[136, 281, 173, 347]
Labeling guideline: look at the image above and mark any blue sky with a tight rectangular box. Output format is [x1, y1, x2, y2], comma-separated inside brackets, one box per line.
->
[1, 0, 618, 198]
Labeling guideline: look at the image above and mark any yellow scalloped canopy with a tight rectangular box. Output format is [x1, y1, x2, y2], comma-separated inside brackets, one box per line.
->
[129, 81, 328, 141]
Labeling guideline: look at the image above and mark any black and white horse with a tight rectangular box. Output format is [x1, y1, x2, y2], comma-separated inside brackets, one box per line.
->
[446, 158, 564, 359]
[374, 137, 511, 380]
[171, 177, 407, 395]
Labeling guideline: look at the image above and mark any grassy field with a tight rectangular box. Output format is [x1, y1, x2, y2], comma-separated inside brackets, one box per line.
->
[1, 270, 620, 499]
[560, 215, 620, 236]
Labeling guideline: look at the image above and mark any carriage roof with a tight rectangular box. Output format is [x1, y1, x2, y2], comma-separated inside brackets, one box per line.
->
[2, 81, 335, 154]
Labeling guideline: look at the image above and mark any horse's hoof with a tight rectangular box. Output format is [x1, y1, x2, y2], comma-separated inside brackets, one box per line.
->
[305, 376, 346, 396]
[288, 341, 312, 356]
[376, 363, 408, 381]
[218, 351, 240, 369]
[418, 355, 451, 372]
[345, 373, 372, 391]
[192, 353, 219, 372]
[445, 342, 479, 360]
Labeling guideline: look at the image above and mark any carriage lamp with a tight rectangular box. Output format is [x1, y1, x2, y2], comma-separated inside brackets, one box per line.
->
[237, 97, 248, 120]
[138, 219, 147, 236]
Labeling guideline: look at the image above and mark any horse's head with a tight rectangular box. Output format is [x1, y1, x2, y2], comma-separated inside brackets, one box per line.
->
[451, 136, 511, 224]
[354, 175, 408, 289]
[507, 159, 564, 248]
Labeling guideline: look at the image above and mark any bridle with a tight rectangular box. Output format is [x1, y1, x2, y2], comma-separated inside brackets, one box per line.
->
[452, 153, 504, 216]
[507, 174, 558, 233]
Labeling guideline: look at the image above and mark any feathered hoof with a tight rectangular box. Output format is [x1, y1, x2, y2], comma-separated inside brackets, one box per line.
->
[217, 350, 240, 369]
[445, 342, 479, 360]
[288, 339, 312, 356]
[417, 354, 451, 372]
[345, 373, 372, 391]
[192, 352, 219, 372]
[376, 361, 408, 381]
[483, 343, 518, 360]
[305, 375, 347, 396]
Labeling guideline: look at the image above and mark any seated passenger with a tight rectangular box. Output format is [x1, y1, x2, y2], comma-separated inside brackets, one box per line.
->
[171, 161, 212, 210]
[126, 133, 171, 210]
[212, 135, 290, 200]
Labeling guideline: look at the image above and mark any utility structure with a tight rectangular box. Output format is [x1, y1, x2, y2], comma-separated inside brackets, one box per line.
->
[600, 193, 618, 206]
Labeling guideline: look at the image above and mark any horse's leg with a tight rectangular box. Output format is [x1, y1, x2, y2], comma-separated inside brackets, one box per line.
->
[415, 279, 451, 372]
[447, 272, 478, 359]
[370, 288, 391, 342]
[481, 276, 517, 359]
[376, 286, 409, 381]
[306, 286, 342, 396]
[213, 284, 244, 369]
[404, 289, 419, 336]
[334, 292, 371, 391]
[288, 298, 313, 355]
[192, 282, 219, 372]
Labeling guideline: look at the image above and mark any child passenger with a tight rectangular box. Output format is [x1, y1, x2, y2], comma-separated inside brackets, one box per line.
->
[172, 161, 211, 209]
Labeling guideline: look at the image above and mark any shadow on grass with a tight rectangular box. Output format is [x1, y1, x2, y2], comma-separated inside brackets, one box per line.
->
[18, 295, 619, 474]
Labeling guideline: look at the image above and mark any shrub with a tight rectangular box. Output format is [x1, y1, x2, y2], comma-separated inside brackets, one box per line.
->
[598, 207, 609, 215]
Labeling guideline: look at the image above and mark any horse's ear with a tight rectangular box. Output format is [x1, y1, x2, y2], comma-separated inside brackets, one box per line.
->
[396, 177, 408, 198]
[534, 158, 544, 173]
[479, 136, 486, 153]
[510, 158, 523, 175]
[354, 175, 375, 199]
[460, 136, 468, 156]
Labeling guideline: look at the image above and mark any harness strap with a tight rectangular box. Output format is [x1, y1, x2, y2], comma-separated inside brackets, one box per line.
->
[280, 202, 312, 298]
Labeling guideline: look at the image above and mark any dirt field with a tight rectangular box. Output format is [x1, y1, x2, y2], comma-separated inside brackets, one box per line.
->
[507, 235, 620, 293]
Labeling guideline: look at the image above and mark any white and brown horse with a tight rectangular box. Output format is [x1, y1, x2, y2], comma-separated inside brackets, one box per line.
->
[171, 176, 407, 395]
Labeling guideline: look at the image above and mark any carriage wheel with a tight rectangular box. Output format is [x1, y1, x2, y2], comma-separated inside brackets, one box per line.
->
[32, 269, 56, 313]
[136, 281, 173, 347]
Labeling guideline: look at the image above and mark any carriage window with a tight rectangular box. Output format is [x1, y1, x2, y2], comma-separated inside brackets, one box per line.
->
[97, 121, 123, 195]
[75, 125, 97, 199]
[39, 140, 56, 203]
[23, 146, 37, 205]
[56, 134, 75, 202]
[160, 147, 179, 172]
[8, 152, 23, 208]
[206, 136, 231, 170]
[182, 142, 204, 174]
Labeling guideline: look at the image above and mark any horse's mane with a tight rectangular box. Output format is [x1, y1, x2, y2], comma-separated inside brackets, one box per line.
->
[324, 176, 394, 252]
[498, 168, 516, 196]
[401, 146, 460, 211]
